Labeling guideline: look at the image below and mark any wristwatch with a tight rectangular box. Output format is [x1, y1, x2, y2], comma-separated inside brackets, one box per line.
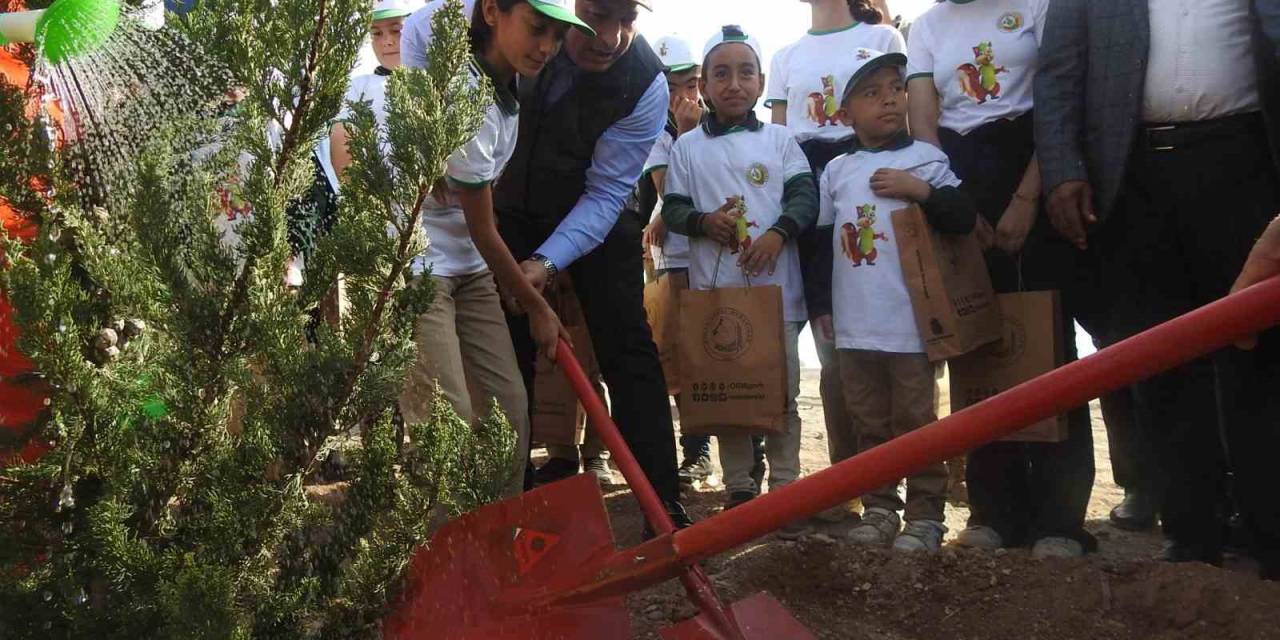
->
[530, 253, 559, 281]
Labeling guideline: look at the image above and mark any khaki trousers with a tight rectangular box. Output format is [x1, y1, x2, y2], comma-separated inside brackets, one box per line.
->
[838, 349, 946, 523]
[399, 271, 530, 497]
[719, 321, 805, 494]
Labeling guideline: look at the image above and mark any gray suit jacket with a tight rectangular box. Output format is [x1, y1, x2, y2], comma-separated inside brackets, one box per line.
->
[1035, 0, 1280, 221]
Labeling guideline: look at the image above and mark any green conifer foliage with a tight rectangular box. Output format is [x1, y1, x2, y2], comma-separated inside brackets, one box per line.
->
[0, 2, 512, 636]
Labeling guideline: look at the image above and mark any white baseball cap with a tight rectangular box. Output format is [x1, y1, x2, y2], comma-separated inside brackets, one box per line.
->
[701, 25, 762, 67]
[371, 0, 416, 21]
[528, 0, 598, 35]
[652, 35, 698, 73]
[839, 48, 908, 104]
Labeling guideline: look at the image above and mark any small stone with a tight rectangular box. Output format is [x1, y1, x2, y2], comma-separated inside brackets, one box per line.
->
[812, 533, 837, 544]
[110, 319, 125, 334]
[123, 319, 146, 337]
[989, 575, 998, 587]
[860, 582, 872, 592]
[102, 346, 121, 361]
[94, 328, 119, 350]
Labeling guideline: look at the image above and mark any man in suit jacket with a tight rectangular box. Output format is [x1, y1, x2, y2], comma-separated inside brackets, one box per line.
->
[1036, 0, 1280, 580]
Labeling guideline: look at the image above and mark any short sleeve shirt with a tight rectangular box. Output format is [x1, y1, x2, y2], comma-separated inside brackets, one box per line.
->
[906, 0, 1048, 135]
[665, 123, 813, 322]
[819, 140, 962, 353]
[642, 128, 690, 270]
[766, 23, 906, 143]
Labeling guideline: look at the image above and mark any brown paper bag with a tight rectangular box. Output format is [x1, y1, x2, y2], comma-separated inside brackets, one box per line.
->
[677, 285, 787, 436]
[949, 291, 1069, 443]
[530, 278, 600, 446]
[644, 270, 688, 395]
[891, 205, 1002, 362]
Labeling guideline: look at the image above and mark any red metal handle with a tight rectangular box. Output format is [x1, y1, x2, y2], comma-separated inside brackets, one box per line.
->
[672, 277, 1280, 564]
[555, 340, 677, 535]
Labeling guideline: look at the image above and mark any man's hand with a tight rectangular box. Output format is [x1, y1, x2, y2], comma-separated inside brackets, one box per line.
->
[1046, 180, 1096, 250]
[739, 229, 785, 276]
[700, 198, 738, 247]
[643, 217, 668, 251]
[870, 168, 932, 202]
[995, 195, 1037, 254]
[1231, 214, 1280, 349]
[520, 259, 551, 294]
[673, 97, 703, 135]
[814, 314, 835, 342]
[530, 302, 571, 362]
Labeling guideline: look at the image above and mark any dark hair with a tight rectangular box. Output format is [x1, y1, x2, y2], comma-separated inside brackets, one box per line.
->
[848, 0, 883, 25]
[469, 0, 524, 56]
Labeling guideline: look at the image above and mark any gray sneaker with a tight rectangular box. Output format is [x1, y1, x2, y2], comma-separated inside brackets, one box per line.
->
[955, 525, 1003, 550]
[892, 520, 947, 554]
[848, 507, 901, 546]
[1031, 536, 1084, 559]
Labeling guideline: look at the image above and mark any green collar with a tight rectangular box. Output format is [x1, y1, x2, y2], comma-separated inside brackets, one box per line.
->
[948, 0, 979, 4]
[808, 22, 860, 36]
[472, 55, 520, 116]
[701, 111, 763, 137]
[850, 129, 913, 153]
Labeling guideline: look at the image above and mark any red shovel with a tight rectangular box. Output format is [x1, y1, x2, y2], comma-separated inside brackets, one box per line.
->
[384, 277, 1280, 640]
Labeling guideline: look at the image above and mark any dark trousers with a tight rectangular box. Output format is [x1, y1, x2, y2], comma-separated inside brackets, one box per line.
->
[1095, 339, 1159, 499]
[502, 211, 681, 503]
[940, 115, 1097, 547]
[1092, 112, 1280, 570]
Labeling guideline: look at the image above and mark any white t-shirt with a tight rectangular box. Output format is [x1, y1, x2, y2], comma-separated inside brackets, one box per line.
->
[339, 73, 391, 134]
[643, 128, 690, 270]
[906, 0, 1047, 135]
[819, 139, 962, 353]
[766, 23, 905, 143]
[665, 122, 812, 323]
[414, 95, 519, 277]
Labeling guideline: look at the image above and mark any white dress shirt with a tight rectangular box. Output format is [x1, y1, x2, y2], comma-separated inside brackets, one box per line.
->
[1143, 0, 1260, 123]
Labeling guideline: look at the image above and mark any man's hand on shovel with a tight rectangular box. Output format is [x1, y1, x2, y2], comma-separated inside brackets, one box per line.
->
[1231, 214, 1280, 349]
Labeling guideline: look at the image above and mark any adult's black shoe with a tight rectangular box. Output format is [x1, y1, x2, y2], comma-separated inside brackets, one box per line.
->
[641, 501, 695, 541]
[533, 457, 579, 486]
[1157, 540, 1223, 567]
[1109, 491, 1157, 531]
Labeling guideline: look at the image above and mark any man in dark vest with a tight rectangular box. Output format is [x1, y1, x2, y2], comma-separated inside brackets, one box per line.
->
[494, 0, 691, 528]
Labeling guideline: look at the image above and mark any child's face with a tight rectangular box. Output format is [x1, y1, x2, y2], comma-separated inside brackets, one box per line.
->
[485, 0, 569, 78]
[841, 66, 906, 144]
[666, 67, 701, 107]
[371, 17, 405, 70]
[699, 43, 763, 122]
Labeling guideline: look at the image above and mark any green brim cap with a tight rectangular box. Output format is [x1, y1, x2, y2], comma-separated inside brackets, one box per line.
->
[529, 0, 597, 36]
[840, 50, 907, 105]
[666, 63, 697, 73]
[371, 8, 413, 20]
[370, 0, 414, 21]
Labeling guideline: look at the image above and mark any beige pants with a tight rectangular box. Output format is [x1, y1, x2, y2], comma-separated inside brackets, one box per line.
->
[399, 271, 529, 497]
[838, 349, 946, 523]
[546, 375, 610, 461]
[719, 321, 805, 494]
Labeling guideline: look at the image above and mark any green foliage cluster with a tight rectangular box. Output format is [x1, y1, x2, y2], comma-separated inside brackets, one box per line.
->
[0, 1, 512, 637]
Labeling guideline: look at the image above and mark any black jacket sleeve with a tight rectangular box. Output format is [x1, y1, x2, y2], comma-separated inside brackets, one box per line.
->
[921, 185, 978, 235]
[805, 225, 835, 319]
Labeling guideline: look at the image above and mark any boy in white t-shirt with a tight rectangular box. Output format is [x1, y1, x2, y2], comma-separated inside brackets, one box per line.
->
[809, 49, 977, 553]
[661, 27, 818, 537]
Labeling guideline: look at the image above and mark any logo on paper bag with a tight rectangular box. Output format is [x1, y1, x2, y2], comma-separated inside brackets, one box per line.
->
[703, 308, 753, 361]
[987, 311, 1026, 367]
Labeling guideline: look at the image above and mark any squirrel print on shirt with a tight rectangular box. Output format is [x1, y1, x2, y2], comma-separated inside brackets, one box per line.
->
[956, 41, 1007, 104]
[726, 195, 758, 255]
[806, 75, 840, 126]
[842, 204, 887, 267]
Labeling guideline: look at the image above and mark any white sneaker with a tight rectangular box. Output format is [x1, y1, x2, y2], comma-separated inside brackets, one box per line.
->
[955, 525, 1003, 550]
[892, 520, 947, 554]
[1031, 536, 1084, 559]
[848, 507, 900, 546]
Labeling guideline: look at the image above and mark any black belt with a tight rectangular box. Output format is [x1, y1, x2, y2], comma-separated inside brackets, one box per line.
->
[1141, 111, 1264, 152]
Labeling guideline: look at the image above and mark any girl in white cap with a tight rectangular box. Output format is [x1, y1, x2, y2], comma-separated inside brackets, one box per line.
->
[333, 0, 594, 497]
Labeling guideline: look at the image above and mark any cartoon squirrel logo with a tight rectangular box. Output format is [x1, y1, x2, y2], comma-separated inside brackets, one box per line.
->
[727, 195, 758, 255]
[806, 75, 840, 127]
[841, 204, 888, 267]
[956, 41, 1007, 104]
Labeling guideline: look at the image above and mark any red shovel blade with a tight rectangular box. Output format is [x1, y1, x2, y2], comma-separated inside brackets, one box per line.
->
[659, 592, 815, 640]
[383, 474, 630, 640]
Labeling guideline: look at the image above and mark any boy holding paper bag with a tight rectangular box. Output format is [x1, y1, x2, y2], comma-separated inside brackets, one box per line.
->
[661, 26, 818, 538]
[808, 49, 977, 553]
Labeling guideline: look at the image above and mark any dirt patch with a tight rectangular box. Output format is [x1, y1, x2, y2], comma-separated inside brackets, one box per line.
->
[535, 369, 1280, 638]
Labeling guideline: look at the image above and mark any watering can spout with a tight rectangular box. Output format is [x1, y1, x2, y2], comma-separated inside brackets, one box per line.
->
[0, 0, 121, 64]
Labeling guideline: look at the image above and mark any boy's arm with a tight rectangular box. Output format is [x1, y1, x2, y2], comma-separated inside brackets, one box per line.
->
[921, 186, 978, 234]
[806, 225, 835, 319]
[773, 174, 818, 240]
[659, 195, 705, 237]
